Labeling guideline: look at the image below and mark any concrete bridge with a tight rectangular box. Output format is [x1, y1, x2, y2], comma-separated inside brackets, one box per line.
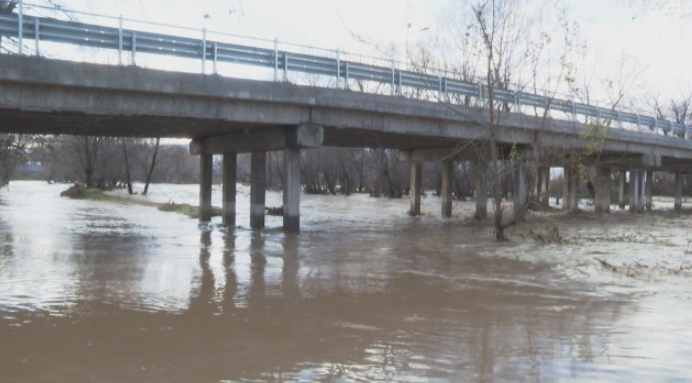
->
[2, 11, 692, 231]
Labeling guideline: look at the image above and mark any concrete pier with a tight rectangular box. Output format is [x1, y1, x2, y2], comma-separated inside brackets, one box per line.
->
[514, 162, 527, 218]
[675, 172, 683, 212]
[539, 167, 550, 207]
[222, 153, 237, 226]
[630, 169, 645, 213]
[250, 151, 266, 230]
[645, 170, 653, 211]
[593, 167, 611, 214]
[474, 159, 488, 220]
[440, 160, 453, 218]
[409, 163, 422, 216]
[283, 148, 301, 232]
[562, 167, 572, 211]
[618, 171, 626, 210]
[199, 154, 213, 223]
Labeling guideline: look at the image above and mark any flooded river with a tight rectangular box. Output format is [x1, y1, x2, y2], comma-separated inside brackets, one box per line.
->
[1, 181, 692, 382]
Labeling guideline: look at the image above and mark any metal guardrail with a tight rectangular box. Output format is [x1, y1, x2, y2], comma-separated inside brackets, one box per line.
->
[0, 9, 689, 137]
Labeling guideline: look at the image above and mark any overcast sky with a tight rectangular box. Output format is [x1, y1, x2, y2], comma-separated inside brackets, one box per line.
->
[25, 0, 692, 99]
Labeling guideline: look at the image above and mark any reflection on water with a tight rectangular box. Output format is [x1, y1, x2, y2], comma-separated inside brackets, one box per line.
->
[1, 181, 692, 383]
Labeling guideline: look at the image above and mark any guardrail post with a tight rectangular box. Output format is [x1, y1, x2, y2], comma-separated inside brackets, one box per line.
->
[514, 91, 519, 112]
[653, 116, 658, 132]
[118, 16, 123, 65]
[390, 60, 396, 96]
[571, 101, 577, 121]
[438, 75, 442, 101]
[273, 39, 279, 82]
[17, 0, 23, 55]
[34, 18, 39, 56]
[636, 114, 641, 130]
[283, 53, 289, 82]
[617, 111, 622, 129]
[201, 28, 207, 74]
[345, 61, 350, 89]
[131, 31, 137, 65]
[213, 42, 218, 75]
[336, 50, 341, 89]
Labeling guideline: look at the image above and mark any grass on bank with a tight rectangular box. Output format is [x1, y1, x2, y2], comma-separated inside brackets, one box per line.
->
[69, 186, 222, 219]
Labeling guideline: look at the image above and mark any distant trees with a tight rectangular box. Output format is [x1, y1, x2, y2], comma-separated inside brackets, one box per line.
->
[34, 136, 195, 192]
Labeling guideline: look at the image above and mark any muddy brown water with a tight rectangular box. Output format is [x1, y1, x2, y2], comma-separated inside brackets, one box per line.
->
[1, 181, 692, 383]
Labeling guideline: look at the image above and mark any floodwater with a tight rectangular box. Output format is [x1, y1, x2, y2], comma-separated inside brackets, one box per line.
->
[1, 181, 692, 383]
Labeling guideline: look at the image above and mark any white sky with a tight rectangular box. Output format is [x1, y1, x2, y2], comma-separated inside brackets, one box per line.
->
[24, 0, 692, 100]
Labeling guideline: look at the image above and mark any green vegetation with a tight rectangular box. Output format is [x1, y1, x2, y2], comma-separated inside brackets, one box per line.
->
[67, 186, 220, 219]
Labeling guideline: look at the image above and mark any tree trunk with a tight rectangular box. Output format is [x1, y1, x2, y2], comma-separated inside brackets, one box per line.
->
[121, 139, 134, 195]
[142, 137, 160, 195]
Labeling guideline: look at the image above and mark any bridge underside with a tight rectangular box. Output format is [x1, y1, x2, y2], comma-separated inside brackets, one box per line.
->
[2, 55, 692, 230]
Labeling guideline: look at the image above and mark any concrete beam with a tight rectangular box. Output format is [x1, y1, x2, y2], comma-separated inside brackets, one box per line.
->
[190, 124, 324, 155]
[250, 152, 266, 230]
[283, 148, 301, 232]
[441, 160, 453, 218]
[398, 147, 476, 162]
[199, 153, 213, 223]
[222, 152, 237, 226]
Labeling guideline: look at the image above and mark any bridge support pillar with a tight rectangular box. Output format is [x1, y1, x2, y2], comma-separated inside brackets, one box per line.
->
[222, 152, 237, 226]
[538, 167, 550, 207]
[199, 153, 213, 223]
[629, 170, 636, 212]
[441, 160, 453, 218]
[409, 163, 422, 216]
[514, 162, 527, 218]
[618, 171, 626, 210]
[562, 166, 579, 211]
[250, 151, 267, 230]
[474, 158, 488, 220]
[562, 167, 572, 211]
[645, 170, 653, 211]
[593, 167, 611, 214]
[675, 172, 683, 212]
[630, 169, 645, 213]
[283, 148, 301, 232]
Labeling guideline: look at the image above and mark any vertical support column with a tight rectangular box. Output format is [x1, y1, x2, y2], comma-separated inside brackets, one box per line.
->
[628, 170, 635, 213]
[250, 151, 266, 230]
[514, 162, 527, 218]
[283, 148, 301, 232]
[568, 167, 579, 211]
[637, 170, 645, 213]
[675, 172, 683, 212]
[222, 152, 237, 226]
[440, 160, 453, 218]
[645, 170, 653, 211]
[199, 153, 213, 223]
[562, 166, 572, 211]
[539, 167, 550, 207]
[631, 170, 641, 213]
[474, 159, 488, 220]
[409, 163, 422, 216]
[594, 167, 611, 214]
[618, 171, 626, 210]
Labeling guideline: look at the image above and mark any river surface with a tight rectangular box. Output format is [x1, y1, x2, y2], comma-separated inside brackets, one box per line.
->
[1, 181, 692, 383]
